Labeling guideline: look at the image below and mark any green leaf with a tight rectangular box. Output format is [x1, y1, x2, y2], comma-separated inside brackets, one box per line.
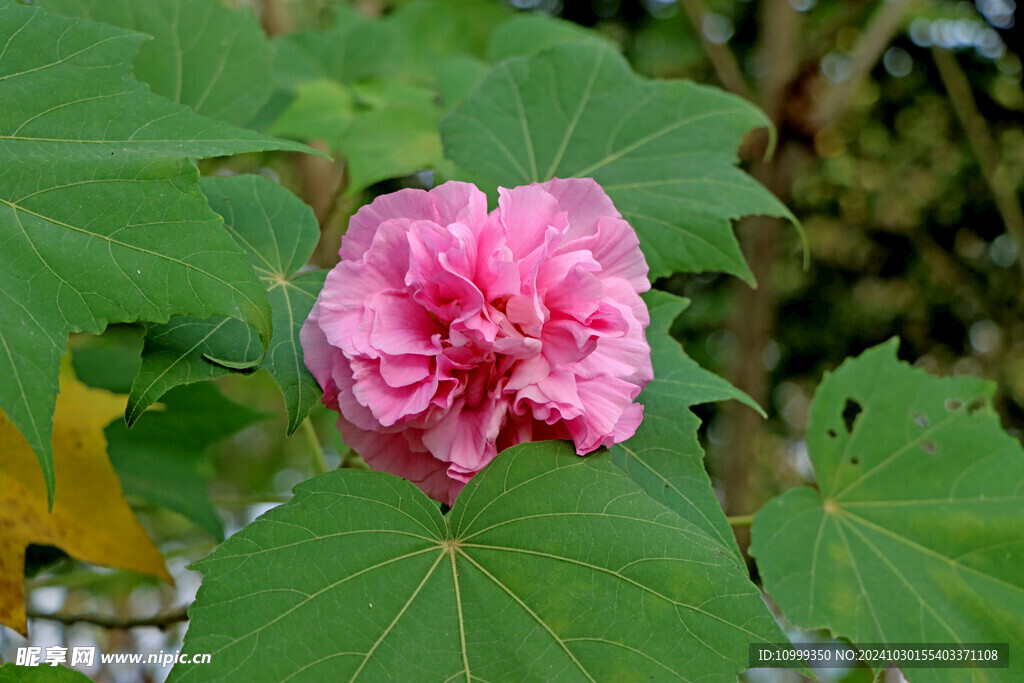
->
[385, 0, 510, 85]
[275, 0, 509, 92]
[276, 6, 393, 87]
[268, 78, 356, 148]
[486, 14, 613, 62]
[751, 339, 1024, 681]
[126, 316, 262, 426]
[107, 382, 264, 541]
[340, 104, 444, 195]
[441, 43, 794, 283]
[437, 55, 491, 109]
[69, 324, 144, 394]
[270, 81, 446, 194]
[351, 81, 439, 111]
[0, 0, 312, 502]
[612, 290, 762, 566]
[38, 0, 275, 126]
[171, 442, 788, 681]
[130, 175, 326, 434]
[269, 1, 513, 190]
[0, 663, 91, 682]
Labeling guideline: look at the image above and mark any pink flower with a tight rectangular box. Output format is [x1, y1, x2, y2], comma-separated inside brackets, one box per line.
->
[300, 178, 652, 504]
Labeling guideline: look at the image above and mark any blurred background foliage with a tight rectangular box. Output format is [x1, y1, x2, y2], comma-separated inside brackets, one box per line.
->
[3, 0, 1021, 680]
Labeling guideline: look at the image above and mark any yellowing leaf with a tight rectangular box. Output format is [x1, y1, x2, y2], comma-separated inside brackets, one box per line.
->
[0, 360, 171, 635]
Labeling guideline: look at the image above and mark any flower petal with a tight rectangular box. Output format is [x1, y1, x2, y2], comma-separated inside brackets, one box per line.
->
[342, 189, 439, 262]
[497, 184, 566, 258]
[336, 418, 457, 504]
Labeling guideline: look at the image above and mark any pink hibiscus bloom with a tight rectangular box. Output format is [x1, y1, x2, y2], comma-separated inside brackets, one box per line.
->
[300, 178, 652, 504]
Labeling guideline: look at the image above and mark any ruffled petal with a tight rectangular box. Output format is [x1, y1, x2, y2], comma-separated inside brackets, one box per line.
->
[342, 189, 439, 262]
[350, 357, 438, 427]
[537, 177, 620, 242]
[421, 397, 505, 475]
[567, 375, 643, 452]
[588, 216, 650, 293]
[369, 291, 444, 357]
[497, 184, 566, 258]
[428, 181, 489, 230]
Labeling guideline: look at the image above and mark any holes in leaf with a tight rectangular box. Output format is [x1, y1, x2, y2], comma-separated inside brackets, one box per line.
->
[967, 396, 986, 415]
[914, 413, 929, 428]
[921, 440, 937, 455]
[945, 398, 963, 412]
[850, 457, 860, 465]
[842, 399, 862, 434]
[827, 428, 838, 439]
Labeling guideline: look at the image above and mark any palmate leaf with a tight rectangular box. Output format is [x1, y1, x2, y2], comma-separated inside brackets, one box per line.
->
[751, 339, 1024, 681]
[0, 1, 313, 501]
[39, 0, 275, 126]
[170, 442, 788, 682]
[612, 290, 762, 565]
[130, 175, 326, 434]
[441, 43, 795, 283]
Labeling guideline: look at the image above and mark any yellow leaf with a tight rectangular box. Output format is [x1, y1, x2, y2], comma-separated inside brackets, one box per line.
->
[0, 359, 172, 635]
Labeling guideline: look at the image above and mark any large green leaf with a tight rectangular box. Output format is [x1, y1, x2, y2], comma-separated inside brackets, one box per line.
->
[129, 175, 326, 434]
[612, 290, 762, 565]
[441, 43, 794, 283]
[39, 0, 275, 126]
[751, 339, 1024, 681]
[171, 442, 788, 681]
[107, 382, 264, 541]
[0, 1, 312, 501]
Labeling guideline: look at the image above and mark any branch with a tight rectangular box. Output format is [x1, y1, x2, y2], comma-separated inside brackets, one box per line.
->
[27, 606, 190, 631]
[259, 0, 292, 38]
[677, 0, 754, 100]
[933, 47, 1024, 263]
[727, 514, 755, 528]
[812, 0, 922, 129]
[758, 0, 802, 122]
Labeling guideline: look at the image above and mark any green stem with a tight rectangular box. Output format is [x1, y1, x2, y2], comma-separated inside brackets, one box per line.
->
[302, 417, 328, 475]
[727, 514, 755, 528]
